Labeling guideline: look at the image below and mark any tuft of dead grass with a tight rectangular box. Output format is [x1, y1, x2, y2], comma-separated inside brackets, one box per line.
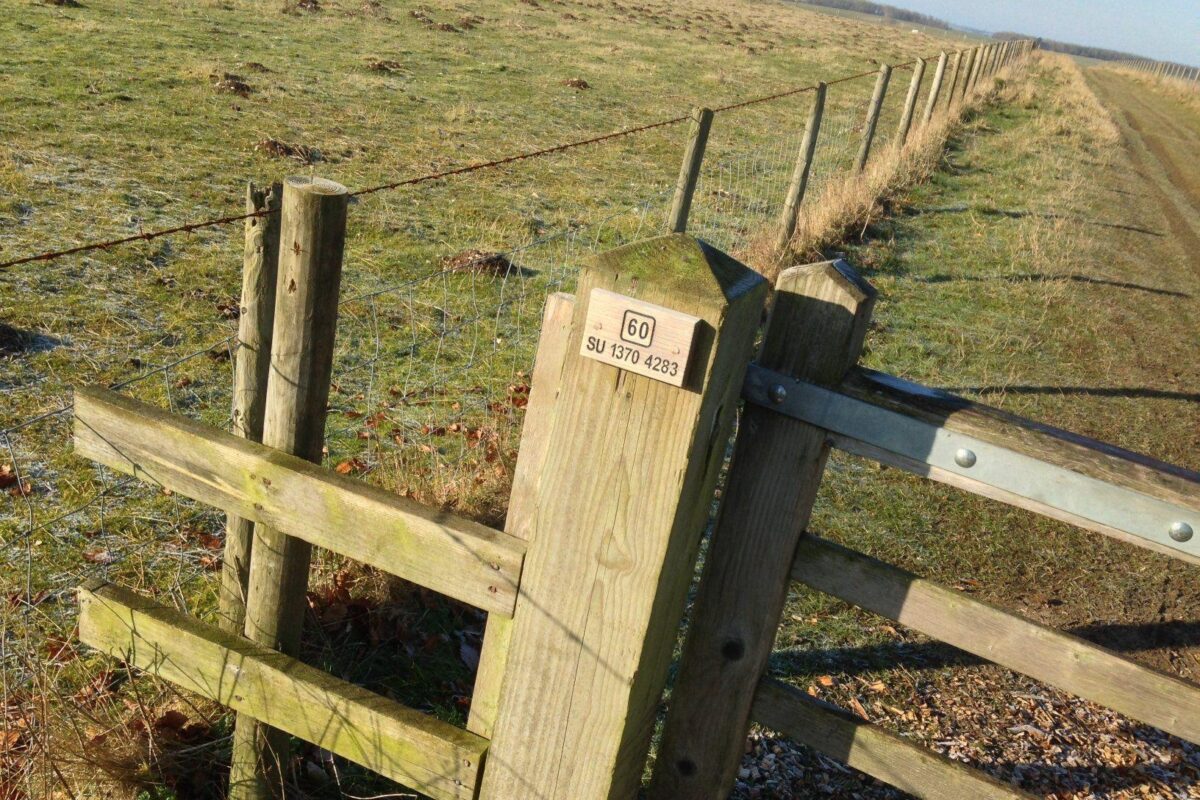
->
[757, 112, 956, 281]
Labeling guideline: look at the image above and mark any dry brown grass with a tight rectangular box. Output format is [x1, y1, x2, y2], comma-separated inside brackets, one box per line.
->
[1108, 64, 1200, 115]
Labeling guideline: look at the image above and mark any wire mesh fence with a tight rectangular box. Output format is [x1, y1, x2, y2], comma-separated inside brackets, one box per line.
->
[0, 43, 1004, 796]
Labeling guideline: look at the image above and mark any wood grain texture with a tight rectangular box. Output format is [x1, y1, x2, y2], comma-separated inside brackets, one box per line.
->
[855, 65, 892, 172]
[668, 107, 714, 233]
[220, 181, 282, 635]
[78, 582, 486, 800]
[72, 387, 524, 615]
[751, 679, 1033, 800]
[792, 536, 1200, 744]
[647, 260, 875, 800]
[479, 235, 767, 800]
[922, 52, 948, 125]
[776, 83, 826, 251]
[468, 292, 574, 739]
[896, 58, 926, 146]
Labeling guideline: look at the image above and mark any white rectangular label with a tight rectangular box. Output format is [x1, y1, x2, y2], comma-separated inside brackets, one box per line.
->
[578, 288, 700, 387]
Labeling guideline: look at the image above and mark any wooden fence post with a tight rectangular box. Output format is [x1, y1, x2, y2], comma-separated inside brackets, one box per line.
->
[959, 48, 976, 102]
[945, 50, 963, 109]
[896, 58, 926, 146]
[229, 176, 350, 800]
[465, 291, 574, 740]
[647, 259, 875, 800]
[855, 64, 892, 172]
[922, 52, 948, 125]
[668, 107, 714, 233]
[478, 234, 767, 800]
[775, 83, 826, 252]
[219, 181, 282, 635]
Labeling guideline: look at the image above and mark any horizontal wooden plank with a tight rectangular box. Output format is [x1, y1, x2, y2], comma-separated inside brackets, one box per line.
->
[751, 678, 1031, 800]
[73, 387, 523, 617]
[742, 366, 1199, 563]
[793, 536, 1200, 744]
[78, 581, 487, 800]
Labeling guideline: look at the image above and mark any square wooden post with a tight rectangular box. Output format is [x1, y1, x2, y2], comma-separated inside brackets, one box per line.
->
[648, 260, 876, 799]
[478, 234, 767, 800]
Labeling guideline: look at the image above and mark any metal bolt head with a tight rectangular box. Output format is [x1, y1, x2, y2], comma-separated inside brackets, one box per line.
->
[768, 384, 787, 404]
[1170, 521, 1194, 543]
[954, 448, 977, 468]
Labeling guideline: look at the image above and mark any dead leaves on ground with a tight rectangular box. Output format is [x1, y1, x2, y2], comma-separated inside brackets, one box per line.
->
[1, 465, 32, 498]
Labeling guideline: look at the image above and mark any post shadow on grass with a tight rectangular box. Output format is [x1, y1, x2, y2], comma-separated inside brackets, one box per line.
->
[0, 322, 61, 356]
[940, 384, 1200, 402]
[769, 619, 1200, 679]
[910, 271, 1190, 298]
[902, 203, 1165, 237]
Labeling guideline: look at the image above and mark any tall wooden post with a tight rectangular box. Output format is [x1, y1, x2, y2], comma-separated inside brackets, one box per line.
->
[478, 234, 767, 800]
[466, 292, 575, 740]
[959, 48, 976, 102]
[668, 107, 714, 233]
[647, 259, 876, 800]
[922, 52, 948, 125]
[896, 58, 926, 146]
[855, 64, 892, 172]
[230, 176, 350, 800]
[945, 50, 963, 109]
[219, 181, 282, 635]
[776, 83, 826, 252]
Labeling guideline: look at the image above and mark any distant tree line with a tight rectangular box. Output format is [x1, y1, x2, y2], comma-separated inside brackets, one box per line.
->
[792, 0, 951, 30]
[991, 32, 1143, 62]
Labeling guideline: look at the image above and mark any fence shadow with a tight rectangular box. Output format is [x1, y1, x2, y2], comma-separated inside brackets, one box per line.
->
[903, 204, 1165, 237]
[940, 384, 1200, 402]
[911, 271, 1191, 298]
[769, 619, 1200, 677]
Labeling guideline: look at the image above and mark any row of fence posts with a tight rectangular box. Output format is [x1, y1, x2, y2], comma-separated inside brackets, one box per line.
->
[206, 38, 1032, 799]
[1122, 57, 1200, 83]
[669, 39, 1034, 257]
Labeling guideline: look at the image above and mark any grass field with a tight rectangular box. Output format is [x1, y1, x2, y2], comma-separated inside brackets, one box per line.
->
[7, 1, 1197, 798]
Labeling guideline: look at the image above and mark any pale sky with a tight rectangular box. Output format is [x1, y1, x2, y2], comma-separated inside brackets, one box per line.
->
[897, 0, 1198, 65]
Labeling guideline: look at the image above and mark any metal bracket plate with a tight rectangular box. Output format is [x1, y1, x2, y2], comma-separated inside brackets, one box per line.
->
[743, 363, 1199, 561]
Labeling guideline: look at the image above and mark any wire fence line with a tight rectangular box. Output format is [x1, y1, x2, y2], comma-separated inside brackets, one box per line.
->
[0, 40, 1027, 796]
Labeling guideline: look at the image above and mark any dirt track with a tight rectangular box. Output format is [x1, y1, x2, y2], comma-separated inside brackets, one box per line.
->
[1087, 70, 1200, 263]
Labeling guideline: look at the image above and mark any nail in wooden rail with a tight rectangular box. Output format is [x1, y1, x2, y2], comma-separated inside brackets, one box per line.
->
[792, 536, 1200, 745]
[895, 57, 926, 147]
[668, 107, 714, 233]
[775, 83, 826, 252]
[855, 64, 892, 172]
[479, 234, 767, 800]
[751, 679, 1034, 800]
[921, 52, 948, 126]
[219, 181, 281, 635]
[232, 175, 349, 800]
[466, 291, 575, 740]
[648, 260, 875, 800]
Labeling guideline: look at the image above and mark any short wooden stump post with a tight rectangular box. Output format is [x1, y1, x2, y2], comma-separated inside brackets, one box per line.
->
[478, 234, 767, 800]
